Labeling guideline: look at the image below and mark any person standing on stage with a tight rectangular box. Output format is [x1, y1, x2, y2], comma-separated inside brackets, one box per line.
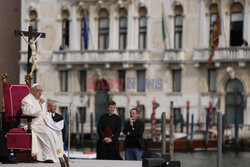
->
[122, 108, 145, 160]
[96, 100, 122, 160]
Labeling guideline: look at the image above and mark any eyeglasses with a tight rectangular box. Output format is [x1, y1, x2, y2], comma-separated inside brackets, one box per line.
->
[35, 89, 43, 93]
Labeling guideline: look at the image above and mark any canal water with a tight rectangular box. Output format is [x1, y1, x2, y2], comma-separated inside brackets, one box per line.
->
[174, 151, 250, 167]
[73, 145, 250, 167]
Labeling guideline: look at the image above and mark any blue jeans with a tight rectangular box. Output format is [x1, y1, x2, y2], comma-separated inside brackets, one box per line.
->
[125, 148, 143, 161]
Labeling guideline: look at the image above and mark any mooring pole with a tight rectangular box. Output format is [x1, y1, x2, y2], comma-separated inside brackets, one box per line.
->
[170, 101, 174, 160]
[161, 112, 166, 155]
[217, 112, 222, 167]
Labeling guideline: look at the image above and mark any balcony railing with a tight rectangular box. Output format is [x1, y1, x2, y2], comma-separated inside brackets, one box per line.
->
[163, 49, 184, 63]
[193, 47, 250, 63]
[52, 50, 149, 64]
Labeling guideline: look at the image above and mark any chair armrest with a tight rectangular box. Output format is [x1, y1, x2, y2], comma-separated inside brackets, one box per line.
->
[8, 116, 36, 133]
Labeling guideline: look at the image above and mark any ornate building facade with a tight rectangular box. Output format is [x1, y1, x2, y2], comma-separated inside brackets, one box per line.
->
[19, 0, 250, 132]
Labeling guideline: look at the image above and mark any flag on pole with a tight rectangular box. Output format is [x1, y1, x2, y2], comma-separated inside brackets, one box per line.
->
[83, 16, 88, 49]
[161, 3, 167, 48]
[162, 6, 167, 41]
[207, 6, 221, 66]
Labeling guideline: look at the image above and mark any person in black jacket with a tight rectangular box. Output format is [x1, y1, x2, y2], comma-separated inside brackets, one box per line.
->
[96, 101, 122, 160]
[122, 108, 145, 160]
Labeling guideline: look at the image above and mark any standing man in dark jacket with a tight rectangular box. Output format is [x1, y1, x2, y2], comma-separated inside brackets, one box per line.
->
[97, 100, 122, 160]
[122, 108, 145, 160]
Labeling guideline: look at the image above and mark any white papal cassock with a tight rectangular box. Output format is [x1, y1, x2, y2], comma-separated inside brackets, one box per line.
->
[43, 111, 64, 157]
[21, 93, 63, 162]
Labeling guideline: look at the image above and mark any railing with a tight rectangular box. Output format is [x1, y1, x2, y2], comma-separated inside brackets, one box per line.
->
[193, 47, 250, 63]
[163, 49, 184, 63]
[224, 124, 250, 139]
[52, 50, 149, 64]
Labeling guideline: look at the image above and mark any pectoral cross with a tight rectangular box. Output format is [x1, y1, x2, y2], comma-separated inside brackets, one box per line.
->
[15, 26, 46, 83]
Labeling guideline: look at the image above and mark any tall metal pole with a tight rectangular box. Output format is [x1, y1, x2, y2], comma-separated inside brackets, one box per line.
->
[190, 114, 194, 150]
[217, 112, 222, 167]
[161, 112, 166, 155]
[170, 101, 174, 160]
[68, 103, 72, 161]
[186, 100, 190, 136]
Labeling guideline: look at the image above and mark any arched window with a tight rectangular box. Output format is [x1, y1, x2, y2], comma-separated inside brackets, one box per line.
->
[174, 5, 183, 49]
[62, 9, 70, 48]
[79, 8, 89, 50]
[230, 2, 244, 46]
[138, 7, 147, 49]
[29, 10, 38, 31]
[225, 79, 244, 124]
[98, 8, 109, 50]
[209, 4, 219, 47]
[119, 8, 127, 50]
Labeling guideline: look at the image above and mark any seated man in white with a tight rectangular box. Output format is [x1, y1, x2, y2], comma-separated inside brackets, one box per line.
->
[21, 83, 59, 163]
[45, 101, 64, 157]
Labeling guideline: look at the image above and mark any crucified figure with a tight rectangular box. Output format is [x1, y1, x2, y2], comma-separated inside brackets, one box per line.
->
[21, 32, 42, 77]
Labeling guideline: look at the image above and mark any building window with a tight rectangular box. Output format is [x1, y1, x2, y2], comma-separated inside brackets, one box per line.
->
[209, 13, 217, 47]
[78, 107, 86, 123]
[60, 70, 68, 92]
[62, 9, 70, 47]
[209, 4, 219, 47]
[174, 15, 183, 49]
[174, 5, 183, 49]
[230, 3, 244, 46]
[118, 70, 125, 91]
[137, 70, 146, 92]
[98, 9, 109, 50]
[29, 10, 38, 32]
[80, 9, 89, 50]
[80, 70, 87, 91]
[119, 8, 127, 50]
[139, 7, 147, 49]
[173, 69, 181, 92]
[117, 107, 125, 127]
[29, 10, 38, 48]
[230, 12, 243, 46]
[208, 69, 216, 92]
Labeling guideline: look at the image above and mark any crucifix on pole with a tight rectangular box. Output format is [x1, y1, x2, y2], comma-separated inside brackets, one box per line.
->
[15, 26, 46, 84]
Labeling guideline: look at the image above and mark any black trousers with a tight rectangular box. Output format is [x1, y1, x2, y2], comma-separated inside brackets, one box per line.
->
[0, 130, 8, 157]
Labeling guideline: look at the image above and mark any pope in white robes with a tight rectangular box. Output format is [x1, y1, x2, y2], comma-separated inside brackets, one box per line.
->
[21, 83, 61, 163]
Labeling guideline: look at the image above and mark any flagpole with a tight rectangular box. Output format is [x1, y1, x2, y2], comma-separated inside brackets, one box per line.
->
[218, 0, 231, 62]
[164, 5, 171, 49]
[207, 2, 222, 66]
[84, 8, 95, 50]
[161, 0, 168, 49]
[218, 0, 227, 48]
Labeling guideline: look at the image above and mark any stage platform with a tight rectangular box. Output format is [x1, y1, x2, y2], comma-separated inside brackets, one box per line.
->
[0, 159, 142, 167]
